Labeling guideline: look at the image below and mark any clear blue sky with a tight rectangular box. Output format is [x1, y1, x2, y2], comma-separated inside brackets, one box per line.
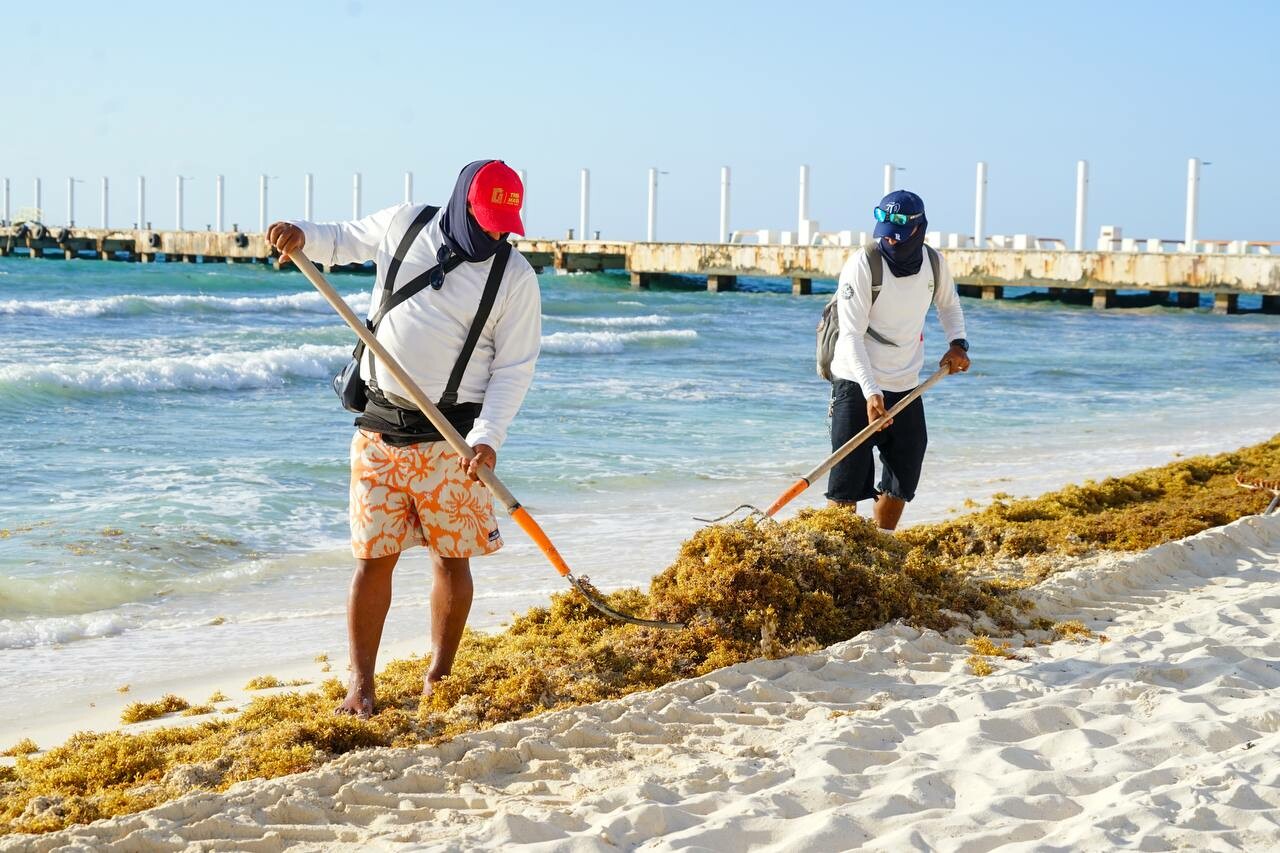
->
[3, 0, 1276, 243]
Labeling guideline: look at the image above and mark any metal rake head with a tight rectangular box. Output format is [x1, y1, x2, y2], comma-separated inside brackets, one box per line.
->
[692, 504, 768, 525]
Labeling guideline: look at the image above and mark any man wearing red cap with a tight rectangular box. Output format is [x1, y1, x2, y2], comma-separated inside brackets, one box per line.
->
[267, 160, 540, 718]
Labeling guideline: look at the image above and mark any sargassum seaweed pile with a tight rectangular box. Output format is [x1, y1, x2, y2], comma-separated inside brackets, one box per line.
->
[1, 434, 1276, 835]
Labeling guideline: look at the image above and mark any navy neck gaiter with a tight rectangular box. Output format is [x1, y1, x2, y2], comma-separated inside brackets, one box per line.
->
[440, 160, 505, 263]
[878, 217, 928, 277]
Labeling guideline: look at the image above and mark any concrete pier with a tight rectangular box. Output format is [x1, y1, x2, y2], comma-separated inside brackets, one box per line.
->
[2, 226, 1278, 312]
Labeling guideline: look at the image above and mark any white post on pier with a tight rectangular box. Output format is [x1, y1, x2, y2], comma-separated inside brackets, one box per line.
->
[352, 172, 362, 219]
[2, 178, 10, 225]
[403, 171, 413, 205]
[579, 168, 590, 241]
[175, 175, 188, 231]
[516, 170, 527, 234]
[719, 166, 731, 243]
[797, 164, 810, 235]
[1073, 160, 1088, 251]
[303, 173, 314, 221]
[883, 163, 895, 196]
[974, 161, 988, 249]
[137, 176, 145, 228]
[259, 174, 268, 233]
[646, 167, 658, 242]
[1183, 157, 1200, 252]
[66, 177, 76, 226]
[215, 175, 225, 232]
[101, 177, 109, 229]
[34, 178, 42, 221]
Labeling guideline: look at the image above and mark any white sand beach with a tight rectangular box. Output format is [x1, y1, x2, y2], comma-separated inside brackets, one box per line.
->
[6, 513, 1279, 852]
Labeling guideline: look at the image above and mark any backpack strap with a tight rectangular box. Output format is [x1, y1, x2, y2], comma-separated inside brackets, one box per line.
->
[437, 241, 512, 409]
[866, 244, 884, 306]
[926, 245, 941, 304]
[863, 244, 897, 347]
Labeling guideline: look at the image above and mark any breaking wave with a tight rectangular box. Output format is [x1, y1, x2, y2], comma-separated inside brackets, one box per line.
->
[0, 344, 347, 394]
[539, 329, 698, 355]
[543, 314, 671, 328]
[0, 291, 371, 318]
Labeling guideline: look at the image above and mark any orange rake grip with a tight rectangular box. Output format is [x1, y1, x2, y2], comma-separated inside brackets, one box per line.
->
[765, 478, 810, 518]
[510, 506, 572, 577]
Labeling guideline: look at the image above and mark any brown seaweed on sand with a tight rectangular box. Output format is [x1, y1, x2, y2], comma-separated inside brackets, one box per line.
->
[2, 435, 1276, 835]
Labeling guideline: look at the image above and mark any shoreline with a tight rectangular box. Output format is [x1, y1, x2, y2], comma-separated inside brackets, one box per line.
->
[6, 513, 1277, 850]
[5, 431, 1278, 751]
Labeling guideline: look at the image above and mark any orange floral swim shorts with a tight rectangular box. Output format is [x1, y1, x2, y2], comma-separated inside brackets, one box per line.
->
[349, 430, 503, 560]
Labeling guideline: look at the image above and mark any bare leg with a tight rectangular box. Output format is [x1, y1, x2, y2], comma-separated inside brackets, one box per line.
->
[828, 499, 857, 511]
[336, 553, 400, 718]
[873, 494, 906, 531]
[422, 555, 473, 698]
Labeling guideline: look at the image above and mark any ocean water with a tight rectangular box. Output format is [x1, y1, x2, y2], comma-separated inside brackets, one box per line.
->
[1, 256, 1277, 737]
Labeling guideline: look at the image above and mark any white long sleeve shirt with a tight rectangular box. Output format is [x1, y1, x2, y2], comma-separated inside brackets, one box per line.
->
[831, 246, 967, 398]
[292, 204, 541, 452]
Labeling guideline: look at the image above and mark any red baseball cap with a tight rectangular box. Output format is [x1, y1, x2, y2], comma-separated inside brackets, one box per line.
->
[467, 161, 525, 236]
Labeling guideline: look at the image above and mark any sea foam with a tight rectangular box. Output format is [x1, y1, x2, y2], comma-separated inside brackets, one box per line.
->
[0, 344, 348, 394]
[0, 291, 371, 318]
[540, 329, 698, 354]
[544, 314, 671, 327]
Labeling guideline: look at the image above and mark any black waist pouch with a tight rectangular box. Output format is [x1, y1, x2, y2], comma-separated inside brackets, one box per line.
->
[356, 397, 482, 448]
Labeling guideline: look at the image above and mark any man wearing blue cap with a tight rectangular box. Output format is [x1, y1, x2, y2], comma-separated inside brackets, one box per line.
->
[826, 190, 970, 530]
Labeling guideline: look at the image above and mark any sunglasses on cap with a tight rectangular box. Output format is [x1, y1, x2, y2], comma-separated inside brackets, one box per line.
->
[874, 207, 924, 226]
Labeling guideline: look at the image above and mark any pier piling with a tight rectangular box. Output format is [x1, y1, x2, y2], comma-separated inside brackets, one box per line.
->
[1184, 158, 1200, 252]
[1074, 161, 1088, 251]
[215, 175, 224, 232]
[974, 162, 988, 250]
[719, 167, 730, 243]
[579, 169, 590, 242]
[1093, 289, 1117, 310]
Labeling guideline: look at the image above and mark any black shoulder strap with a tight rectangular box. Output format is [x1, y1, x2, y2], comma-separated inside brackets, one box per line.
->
[866, 244, 883, 305]
[925, 245, 941, 302]
[370, 205, 440, 329]
[376, 255, 466, 321]
[379, 206, 439, 310]
[437, 242, 512, 409]
[363, 205, 439, 390]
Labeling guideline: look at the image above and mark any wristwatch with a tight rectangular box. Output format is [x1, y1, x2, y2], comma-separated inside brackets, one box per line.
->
[950, 338, 970, 352]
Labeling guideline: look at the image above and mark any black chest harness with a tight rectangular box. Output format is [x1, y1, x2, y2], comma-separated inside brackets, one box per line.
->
[351, 204, 512, 447]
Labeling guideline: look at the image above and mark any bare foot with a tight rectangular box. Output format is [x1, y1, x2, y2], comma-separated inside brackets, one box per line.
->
[421, 670, 445, 701]
[336, 676, 375, 719]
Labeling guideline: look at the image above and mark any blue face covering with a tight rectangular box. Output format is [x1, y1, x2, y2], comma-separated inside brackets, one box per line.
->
[878, 214, 928, 277]
[440, 160, 505, 263]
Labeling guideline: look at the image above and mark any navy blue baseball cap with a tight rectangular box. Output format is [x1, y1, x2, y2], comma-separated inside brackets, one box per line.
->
[873, 190, 926, 240]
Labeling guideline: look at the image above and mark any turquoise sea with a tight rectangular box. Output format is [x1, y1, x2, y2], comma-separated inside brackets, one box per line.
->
[1, 255, 1277, 738]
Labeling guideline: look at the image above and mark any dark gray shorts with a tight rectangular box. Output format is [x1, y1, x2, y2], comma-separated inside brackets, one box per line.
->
[825, 379, 928, 504]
